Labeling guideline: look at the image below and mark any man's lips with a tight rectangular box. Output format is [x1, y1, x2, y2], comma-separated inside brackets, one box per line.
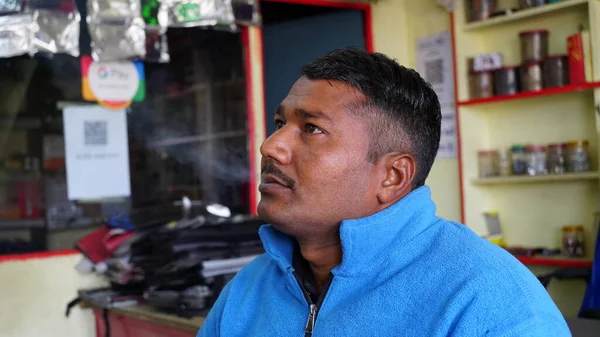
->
[260, 174, 291, 188]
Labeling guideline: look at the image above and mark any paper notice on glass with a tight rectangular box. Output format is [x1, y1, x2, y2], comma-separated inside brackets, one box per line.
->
[416, 31, 454, 105]
[437, 105, 457, 159]
[63, 105, 131, 200]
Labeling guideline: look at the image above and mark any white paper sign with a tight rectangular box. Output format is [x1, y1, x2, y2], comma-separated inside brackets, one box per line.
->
[416, 31, 455, 105]
[437, 105, 458, 159]
[88, 61, 140, 101]
[63, 106, 131, 200]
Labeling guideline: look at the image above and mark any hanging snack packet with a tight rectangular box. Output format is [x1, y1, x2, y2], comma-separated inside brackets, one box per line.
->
[165, 0, 234, 28]
[87, 0, 146, 61]
[34, 9, 80, 56]
[0, 0, 24, 15]
[0, 13, 37, 58]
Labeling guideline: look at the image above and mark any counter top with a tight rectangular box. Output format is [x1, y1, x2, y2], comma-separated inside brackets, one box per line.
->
[82, 302, 205, 334]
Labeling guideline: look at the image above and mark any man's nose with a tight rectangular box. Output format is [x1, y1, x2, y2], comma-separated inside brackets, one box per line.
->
[260, 128, 292, 165]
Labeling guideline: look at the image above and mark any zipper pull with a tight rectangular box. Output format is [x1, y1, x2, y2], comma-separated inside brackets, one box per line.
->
[304, 304, 317, 335]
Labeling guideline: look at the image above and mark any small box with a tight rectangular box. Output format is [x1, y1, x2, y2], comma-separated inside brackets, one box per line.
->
[468, 53, 504, 72]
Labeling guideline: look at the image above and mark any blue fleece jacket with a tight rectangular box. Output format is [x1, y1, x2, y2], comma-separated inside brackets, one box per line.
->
[197, 186, 571, 336]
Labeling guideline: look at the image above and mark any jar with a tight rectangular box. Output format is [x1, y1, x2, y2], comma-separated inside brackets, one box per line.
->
[498, 148, 512, 176]
[511, 145, 528, 175]
[519, 30, 549, 62]
[478, 150, 499, 177]
[566, 140, 590, 172]
[543, 55, 569, 88]
[469, 70, 494, 99]
[525, 145, 547, 176]
[494, 66, 519, 96]
[562, 225, 585, 257]
[468, 0, 497, 22]
[547, 143, 567, 174]
[520, 61, 543, 92]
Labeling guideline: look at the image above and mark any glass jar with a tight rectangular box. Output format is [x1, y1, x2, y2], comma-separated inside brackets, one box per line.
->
[477, 150, 499, 177]
[525, 145, 547, 176]
[562, 225, 585, 257]
[498, 148, 512, 176]
[547, 142, 567, 174]
[511, 145, 527, 175]
[567, 140, 590, 173]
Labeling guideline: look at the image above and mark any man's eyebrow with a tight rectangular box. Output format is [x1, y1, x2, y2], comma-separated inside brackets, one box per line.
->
[295, 108, 332, 122]
[275, 105, 283, 117]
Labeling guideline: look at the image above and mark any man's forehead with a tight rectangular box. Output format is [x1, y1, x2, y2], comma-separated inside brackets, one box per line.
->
[280, 77, 366, 115]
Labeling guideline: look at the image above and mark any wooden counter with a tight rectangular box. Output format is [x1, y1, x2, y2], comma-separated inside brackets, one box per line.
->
[82, 301, 205, 337]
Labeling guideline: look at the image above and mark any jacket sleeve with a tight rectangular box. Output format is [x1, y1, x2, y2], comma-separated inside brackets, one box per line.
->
[196, 281, 233, 337]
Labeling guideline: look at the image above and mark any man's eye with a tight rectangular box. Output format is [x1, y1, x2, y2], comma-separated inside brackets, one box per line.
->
[305, 124, 324, 134]
[274, 120, 285, 130]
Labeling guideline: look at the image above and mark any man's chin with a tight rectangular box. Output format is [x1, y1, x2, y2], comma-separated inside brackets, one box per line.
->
[257, 201, 292, 234]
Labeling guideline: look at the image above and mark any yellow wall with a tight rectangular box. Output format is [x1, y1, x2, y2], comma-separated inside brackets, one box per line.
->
[373, 0, 461, 222]
[0, 253, 107, 337]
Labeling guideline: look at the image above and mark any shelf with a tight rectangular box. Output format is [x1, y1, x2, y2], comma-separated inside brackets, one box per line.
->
[458, 81, 600, 106]
[472, 171, 599, 185]
[0, 219, 45, 230]
[517, 255, 593, 268]
[464, 0, 588, 31]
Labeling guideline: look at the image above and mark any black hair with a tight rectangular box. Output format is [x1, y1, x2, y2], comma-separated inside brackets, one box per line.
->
[301, 47, 441, 188]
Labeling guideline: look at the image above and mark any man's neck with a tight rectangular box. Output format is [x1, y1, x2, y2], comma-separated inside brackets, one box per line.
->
[297, 237, 342, 293]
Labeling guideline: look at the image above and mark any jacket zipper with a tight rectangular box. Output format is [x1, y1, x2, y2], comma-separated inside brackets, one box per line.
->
[293, 272, 334, 337]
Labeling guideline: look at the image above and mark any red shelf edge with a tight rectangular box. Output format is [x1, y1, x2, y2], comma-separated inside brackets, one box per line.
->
[458, 81, 600, 106]
[516, 256, 593, 268]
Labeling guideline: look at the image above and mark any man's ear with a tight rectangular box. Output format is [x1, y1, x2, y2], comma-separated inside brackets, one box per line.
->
[377, 153, 416, 204]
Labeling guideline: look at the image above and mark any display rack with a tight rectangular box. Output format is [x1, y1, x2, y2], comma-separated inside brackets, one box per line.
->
[452, 0, 600, 266]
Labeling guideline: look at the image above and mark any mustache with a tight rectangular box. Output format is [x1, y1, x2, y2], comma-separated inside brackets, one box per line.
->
[261, 164, 296, 188]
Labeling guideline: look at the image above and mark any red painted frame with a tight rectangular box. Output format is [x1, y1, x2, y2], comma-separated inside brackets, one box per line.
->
[449, 12, 466, 223]
[262, 0, 374, 52]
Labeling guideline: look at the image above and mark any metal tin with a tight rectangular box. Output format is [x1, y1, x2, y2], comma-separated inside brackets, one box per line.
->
[494, 66, 519, 96]
[542, 55, 569, 88]
[468, 0, 497, 22]
[519, 30, 549, 63]
[469, 70, 494, 99]
[519, 0, 545, 9]
[520, 61, 543, 92]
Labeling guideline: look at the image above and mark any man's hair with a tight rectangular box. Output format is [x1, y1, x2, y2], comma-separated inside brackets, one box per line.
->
[301, 47, 441, 188]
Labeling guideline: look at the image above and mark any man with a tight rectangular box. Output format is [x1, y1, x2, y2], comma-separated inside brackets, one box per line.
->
[197, 48, 570, 336]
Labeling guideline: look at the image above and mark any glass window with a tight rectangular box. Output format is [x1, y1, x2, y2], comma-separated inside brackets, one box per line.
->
[0, 28, 248, 253]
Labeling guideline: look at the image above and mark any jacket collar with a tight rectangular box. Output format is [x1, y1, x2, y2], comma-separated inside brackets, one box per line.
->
[259, 185, 438, 277]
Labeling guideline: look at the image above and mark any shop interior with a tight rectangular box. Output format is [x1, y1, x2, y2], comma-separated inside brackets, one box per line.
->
[1, 0, 600, 336]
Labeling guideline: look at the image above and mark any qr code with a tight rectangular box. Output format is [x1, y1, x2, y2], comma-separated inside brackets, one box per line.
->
[84, 121, 107, 146]
[425, 59, 443, 85]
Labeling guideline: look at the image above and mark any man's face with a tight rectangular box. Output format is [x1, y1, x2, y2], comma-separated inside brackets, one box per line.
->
[257, 77, 382, 240]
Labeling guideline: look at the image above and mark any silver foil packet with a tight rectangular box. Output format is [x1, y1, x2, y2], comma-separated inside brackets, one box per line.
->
[34, 9, 80, 56]
[0, 13, 37, 58]
[0, 0, 24, 15]
[87, 0, 146, 61]
[165, 0, 235, 28]
[88, 0, 141, 20]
